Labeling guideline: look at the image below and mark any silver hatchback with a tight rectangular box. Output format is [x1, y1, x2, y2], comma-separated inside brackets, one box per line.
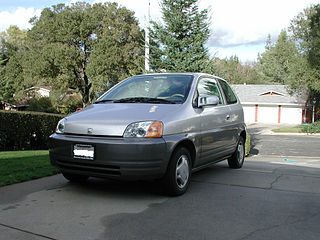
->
[49, 73, 246, 195]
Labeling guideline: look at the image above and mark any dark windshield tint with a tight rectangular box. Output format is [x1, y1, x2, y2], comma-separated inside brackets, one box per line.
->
[98, 74, 194, 104]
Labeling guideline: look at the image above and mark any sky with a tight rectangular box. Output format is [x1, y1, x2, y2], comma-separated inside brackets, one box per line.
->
[0, 0, 319, 62]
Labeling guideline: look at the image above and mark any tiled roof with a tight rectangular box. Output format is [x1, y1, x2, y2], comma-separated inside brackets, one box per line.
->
[231, 84, 307, 105]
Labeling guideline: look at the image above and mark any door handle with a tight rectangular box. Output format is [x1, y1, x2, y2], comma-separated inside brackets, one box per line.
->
[226, 115, 230, 120]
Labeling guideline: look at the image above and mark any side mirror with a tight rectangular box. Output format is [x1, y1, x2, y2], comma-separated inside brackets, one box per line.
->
[198, 95, 219, 107]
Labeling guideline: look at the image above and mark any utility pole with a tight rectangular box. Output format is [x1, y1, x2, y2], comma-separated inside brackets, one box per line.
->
[312, 99, 316, 123]
[145, 0, 150, 72]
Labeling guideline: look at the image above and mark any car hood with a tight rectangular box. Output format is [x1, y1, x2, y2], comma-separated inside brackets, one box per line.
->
[63, 103, 182, 136]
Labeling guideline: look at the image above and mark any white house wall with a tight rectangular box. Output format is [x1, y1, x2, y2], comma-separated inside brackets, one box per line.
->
[38, 89, 50, 97]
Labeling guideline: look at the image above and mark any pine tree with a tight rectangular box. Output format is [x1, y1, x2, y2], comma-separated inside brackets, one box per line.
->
[289, 4, 320, 101]
[149, 0, 213, 73]
[261, 30, 299, 84]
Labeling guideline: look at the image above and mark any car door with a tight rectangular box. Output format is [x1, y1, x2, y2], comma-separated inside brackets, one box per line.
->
[218, 79, 243, 149]
[196, 77, 234, 165]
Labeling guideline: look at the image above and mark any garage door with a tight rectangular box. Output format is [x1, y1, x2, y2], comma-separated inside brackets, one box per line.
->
[242, 105, 255, 123]
[280, 107, 302, 124]
[257, 105, 278, 123]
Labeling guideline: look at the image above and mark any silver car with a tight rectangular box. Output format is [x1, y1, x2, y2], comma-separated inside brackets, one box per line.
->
[49, 73, 246, 195]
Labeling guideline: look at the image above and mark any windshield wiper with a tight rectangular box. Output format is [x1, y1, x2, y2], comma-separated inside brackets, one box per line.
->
[94, 99, 114, 104]
[113, 97, 176, 104]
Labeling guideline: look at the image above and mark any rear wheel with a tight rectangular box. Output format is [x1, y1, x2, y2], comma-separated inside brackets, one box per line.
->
[162, 147, 191, 196]
[62, 172, 89, 182]
[228, 136, 245, 169]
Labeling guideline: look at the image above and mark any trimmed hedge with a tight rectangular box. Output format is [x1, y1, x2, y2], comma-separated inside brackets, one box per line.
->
[0, 110, 64, 151]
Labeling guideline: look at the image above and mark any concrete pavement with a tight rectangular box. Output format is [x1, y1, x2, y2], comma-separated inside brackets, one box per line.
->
[1, 124, 320, 240]
[1, 154, 320, 240]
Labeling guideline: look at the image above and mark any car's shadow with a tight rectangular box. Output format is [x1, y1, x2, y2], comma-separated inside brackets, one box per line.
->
[247, 126, 266, 156]
[59, 163, 232, 198]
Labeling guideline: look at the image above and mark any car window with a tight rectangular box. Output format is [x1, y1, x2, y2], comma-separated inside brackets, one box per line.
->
[196, 78, 224, 104]
[218, 79, 237, 104]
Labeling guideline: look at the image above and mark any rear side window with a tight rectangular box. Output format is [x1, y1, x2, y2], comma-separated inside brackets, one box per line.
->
[218, 79, 237, 104]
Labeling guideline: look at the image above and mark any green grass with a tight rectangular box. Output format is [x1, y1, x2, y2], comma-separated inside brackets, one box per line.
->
[272, 125, 304, 133]
[0, 150, 60, 187]
[245, 133, 251, 157]
[272, 122, 320, 134]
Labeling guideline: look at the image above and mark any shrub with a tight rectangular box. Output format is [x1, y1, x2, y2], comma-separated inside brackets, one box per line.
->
[61, 95, 83, 115]
[26, 97, 58, 113]
[302, 121, 320, 134]
[0, 110, 64, 151]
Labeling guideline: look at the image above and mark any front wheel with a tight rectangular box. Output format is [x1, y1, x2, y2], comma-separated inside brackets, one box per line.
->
[162, 147, 191, 196]
[228, 136, 245, 169]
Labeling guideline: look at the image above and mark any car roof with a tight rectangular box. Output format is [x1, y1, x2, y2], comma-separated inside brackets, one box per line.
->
[136, 72, 226, 81]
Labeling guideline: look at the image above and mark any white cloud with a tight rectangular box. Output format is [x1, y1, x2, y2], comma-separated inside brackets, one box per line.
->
[93, 0, 162, 27]
[0, 7, 41, 32]
[208, 0, 318, 48]
[211, 43, 266, 62]
[94, 0, 319, 61]
[0, 0, 318, 61]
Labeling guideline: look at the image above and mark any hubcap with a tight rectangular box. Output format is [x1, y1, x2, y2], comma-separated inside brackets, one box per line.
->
[176, 155, 189, 189]
[237, 141, 244, 164]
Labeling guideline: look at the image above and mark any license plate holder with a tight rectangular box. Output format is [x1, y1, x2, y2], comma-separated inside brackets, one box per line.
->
[73, 144, 94, 160]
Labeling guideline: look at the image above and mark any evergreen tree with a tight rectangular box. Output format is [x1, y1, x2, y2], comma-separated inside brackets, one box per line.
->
[289, 4, 320, 99]
[214, 56, 266, 84]
[149, 0, 213, 73]
[308, 4, 320, 69]
[260, 30, 299, 84]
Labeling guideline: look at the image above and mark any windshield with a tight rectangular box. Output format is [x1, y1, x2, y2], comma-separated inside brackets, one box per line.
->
[96, 74, 194, 104]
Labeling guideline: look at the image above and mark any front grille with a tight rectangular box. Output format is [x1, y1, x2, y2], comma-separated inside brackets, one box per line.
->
[56, 159, 121, 176]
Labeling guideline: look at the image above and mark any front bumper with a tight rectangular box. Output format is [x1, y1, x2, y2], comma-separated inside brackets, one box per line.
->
[49, 133, 169, 180]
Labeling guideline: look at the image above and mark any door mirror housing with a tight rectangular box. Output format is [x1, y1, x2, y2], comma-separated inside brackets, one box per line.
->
[198, 95, 219, 107]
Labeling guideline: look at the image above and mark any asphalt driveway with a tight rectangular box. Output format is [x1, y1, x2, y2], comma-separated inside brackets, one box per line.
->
[1, 125, 320, 240]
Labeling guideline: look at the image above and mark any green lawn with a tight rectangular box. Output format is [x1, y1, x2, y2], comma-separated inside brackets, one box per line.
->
[272, 125, 304, 133]
[0, 150, 60, 187]
[272, 122, 320, 134]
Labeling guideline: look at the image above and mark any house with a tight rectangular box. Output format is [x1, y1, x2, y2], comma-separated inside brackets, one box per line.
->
[0, 101, 27, 111]
[24, 86, 52, 98]
[24, 86, 78, 99]
[232, 84, 312, 124]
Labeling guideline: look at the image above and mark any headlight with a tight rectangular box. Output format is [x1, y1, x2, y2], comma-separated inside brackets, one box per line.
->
[56, 118, 66, 134]
[123, 121, 163, 138]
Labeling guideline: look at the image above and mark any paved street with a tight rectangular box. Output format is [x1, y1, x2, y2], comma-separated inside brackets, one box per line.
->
[1, 126, 320, 240]
[251, 134, 320, 157]
[247, 122, 320, 157]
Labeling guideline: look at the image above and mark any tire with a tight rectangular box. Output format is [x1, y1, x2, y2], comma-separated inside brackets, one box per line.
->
[162, 147, 191, 196]
[62, 172, 89, 182]
[228, 136, 245, 169]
